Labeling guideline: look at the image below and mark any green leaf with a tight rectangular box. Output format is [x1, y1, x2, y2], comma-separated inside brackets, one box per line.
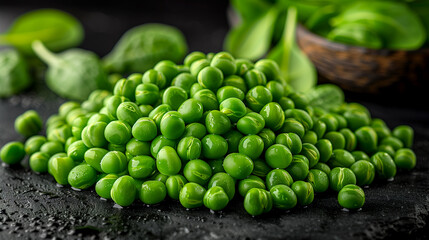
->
[0, 48, 31, 98]
[231, 0, 273, 22]
[0, 9, 84, 55]
[224, 7, 279, 61]
[307, 84, 345, 111]
[409, 0, 429, 45]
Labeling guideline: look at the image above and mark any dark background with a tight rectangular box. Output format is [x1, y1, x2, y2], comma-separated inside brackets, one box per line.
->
[0, 0, 428, 239]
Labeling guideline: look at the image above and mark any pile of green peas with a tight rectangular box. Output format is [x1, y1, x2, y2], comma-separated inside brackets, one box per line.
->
[0, 51, 417, 215]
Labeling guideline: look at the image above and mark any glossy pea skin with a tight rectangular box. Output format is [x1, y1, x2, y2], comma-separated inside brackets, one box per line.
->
[392, 125, 413, 148]
[71, 116, 89, 139]
[139, 105, 154, 117]
[338, 184, 365, 210]
[193, 89, 219, 111]
[223, 153, 254, 180]
[234, 58, 254, 76]
[238, 135, 264, 160]
[14, 110, 43, 138]
[148, 104, 172, 127]
[254, 59, 280, 80]
[104, 121, 132, 145]
[48, 156, 75, 185]
[111, 175, 136, 207]
[205, 110, 232, 135]
[219, 98, 247, 122]
[312, 162, 331, 175]
[265, 144, 293, 169]
[68, 164, 97, 189]
[150, 172, 169, 183]
[252, 159, 272, 178]
[59, 102, 80, 117]
[244, 69, 267, 89]
[270, 185, 297, 210]
[142, 69, 167, 89]
[266, 169, 293, 189]
[329, 167, 356, 192]
[203, 186, 230, 211]
[291, 181, 314, 206]
[29, 152, 50, 173]
[95, 174, 118, 199]
[280, 118, 305, 138]
[223, 75, 247, 93]
[246, 86, 272, 112]
[324, 131, 346, 150]
[258, 128, 276, 151]
[182, 123, 207, 140]
[25, 136, 47, 155]
[300, 143, 320, 168]
[302, 131, 318, 145]
[132, 117, 157, 142]
[84, 148, 108, 172]
[315, 139, 333, 163]
[276, 132, 302, 155]
[0, 141, 25, 165]
[224, 130, 244, 154]
[108, 143, 126, 153]
[198, 66, 224, 91]
[67, 140, 88, 163]
[355, 126, 378, 154]
[244, 188, 272, 216]
[236, 112, 265, 135]
[278, 97, 295, 111]
[116, 102, 142, 126]
[266, 81, 284, 102]
[177, 137, 202, 162]
[128, 156, 156, 179]
[65, 108, 87, 126]
[184, 51, 206, 67]
[140, 180, 167, 205]
[286, 155, 310, 181]
[394, 148, 416, 170]
[64, 137, 77, 152]
[114, 78, 137, 102]
[370, 152, 397, 179]
[306, 169, 329, 193]
[260, 102, 285, 131]
[160, 111, 185, 140]
[82, 122, 108, 148]
[162, 86, 188, 110]
[179, 182, 207, 209]
[208, 159, 225, 174]
[328, 149, 355, 168]
[87, 113, 111, 126]
[210, 52, 236, 76]
[178, 99, 204, 124]
[40, 141, 64, 157]
[312, 120, 327, 139]
[150, 135, 176, 158]
[380, 136, 404, 151]
[190, 59, 210, 76]
[154, 60, 179, 84]
[339, 128, 357, 151]
[378, 144, 395, 158]
[343, 110, 370, 131]
[166, 175, 188, 200]
[350, 160, 375, 186]
[100, 151, 127, 174]
[284, 109, 313, 131]
[351, 151, 370, 161]
[201, 134, 228, 159]
[371, 118, 391, 140]
[216, 86, 245, 103]
[172, 73, 197, 94]
[47, 125, 72, 144]
[319, 114, 339, 132]
[183, 159, 212, 185]
[156, 146, 182, 176]
[238, 175, 266, 197]
[208, 172, 236, 200]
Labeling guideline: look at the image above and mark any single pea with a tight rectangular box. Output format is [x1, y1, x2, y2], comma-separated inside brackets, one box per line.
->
[87, 113, 111, 126]
[254, 59, 280, 81]
[59, 102, 80, 117]
[291, 181, 314, 206]
[278, 97, 295, 110]
[71, 116, 89, 139]
[177, 137, 202, 162]
[160, 111, 185, 140]
[65, 108, 87, 125]
[162, 86, 188, 111]
[203, 186, 230, 211]
[238, 175, 266, 197]
[224, 130, 244, 154]
[179, 182, 207, 209]
[205, 110, 232, 135]
[324, 131, 346, 150]
[14, 110, 43, 138]
[165, 175, 188, 200]
[40, 141, 64, 156]
[350, 160, 375, 186]
[265, 81, 284, 102]
[150, 135, 176, 158]
[193, 89, 219, 111]
[315, 139, 333, 163]
[148, 104, 170, 126]
[172, 73, 197, 94]
[95, 174, 118, 199]
[351, 151, 370, 161]
[111, 175, 136, 207]
[286, 155, 310, 181]
[183, 159, 213, 185]
[105, 95, 128, 119]
[142, 69, 167, 89]
[208, 159, 225, 174]
[114, 78, 137, 101]
[355, 126, 378, 154]
[236, 112, 265, 135]
[319, 114, 339, 132]
[329, 167, 357, 192]
[394, 148, 416, 170]
[178, 99, 204, 124]
[260, 102, 285, 131]
[29, 152, 50, 173]
[252, 159, 272, 178]
[139, 105, 154, 117]
[300, 143, 320, 168]
[265, 144, 293, 169]
[392, 125, 414, 148]
[201, 134, 228, 159]
[132, 117, 157, 142]
[47, 125, 72, 144]
[235, 58, 254, 76]
[332, 113, 347, 130]
[266, 169, 293, 189]
[371, 118, 391, 140]
[284, 109, 313, 131]
[128, 156, 156, 179]
[243, 188, 272, 216]
[328, 149, 355, 168]
[25, 135, 47, 155]
[223, 75, 247, 93]
[370, 152, 397, 179]
[343, 109, 370, 131]
[219, 98, 247, 122]
[244, 69, 267, 89]
[108, 143, 126, 153]
[156, 146, 182, 176]
[238, 135, 264, 160]
[280, 118, 305, 138]
[197, 66, 224, 91]
[82, 122, 108, 148]
[246, 86, 272, 112]
[339, 128, 357, 151]
[338, 184, 365, 210]
[0, 141, 26, 165]
[276, 132, 302, 155]
[256, 128, 275, 151]
[306, 169, 329, 193]
[380, 136, 404, 151]
[184, 51, 206, 67]
[104, 121, 132, 145]
[150, 172, 169, 183]
[140, 180, 167, 205]
[223, 153, 254, 180]
[154, 60, 179, 84]
[312, 120, 327, 140]
[116, 102, 142, 126]
[216, 86, 245, 103]
[48, 156, 75, 185]
[208, 172, 236, 200]
[210, 52, 236, 75]
[84, 148, 108, 172]
[67, 140, 88, 163]
[190, 58, 210, 76]
[68, 164, 97, 189]
[378, 144, 396, 158]
[182, 123, 207, 140]
[312, 162, 331, 175]
[64, 136, 78, 152]
[302, 131, 318, 145]
[270, 185, 297, 210]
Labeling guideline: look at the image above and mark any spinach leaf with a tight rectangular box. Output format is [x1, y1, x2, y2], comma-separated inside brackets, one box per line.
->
[327, 22, 383, 49]
[32, 41, 109, 101]
[231, 0, 273, 22]
[409, 0, 429, 45]
[0, 9, 83, 55]
[306, 4, 340, 37]
[307, 84, 345, 112]
[103, 24, 188, 74]
[224, 7, 279, 60]
[0, 48, 31, 97]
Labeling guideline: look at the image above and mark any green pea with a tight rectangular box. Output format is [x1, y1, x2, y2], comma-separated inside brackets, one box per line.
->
[319, 114, 339, 132]
[114, 78, 138, 101]
[82, 122, 108, 148]
[223, 153, 254, 180]
[13, 110, 41, 138]
[332, 113, 347, 130]
[306, 169, 329, 193]
[150, 172, 169, 183]
[328, 149, 355, 168]
[238, 135, 264, 160]
[159, 111, 185, 140]
[67, 140, 88, 163]
[203, 186, 229, 211]
[259, 102, 285, 131]
[380, 136, 404, 151]
[246, 86, 272, 112]
[40, 141, 64, 156]
[139, 180, 166, 205]
[66, 108, 87, 125]
[394, 148, 416, 170]
[235, 58, 254, 76]
[59, 102, 80, 117]
[378, 144, 396, 157]
[254, 59, 280, 80]
[95, 174, 118, 199]
[116, 102, 142, 126]
[252, 159, 272, 178]
[193, 89, 219, 111]
[265, 81, 284, 102]
[156, 146, 182, 176]
[270, 185, 297, 210]
[47, 125, 72, 144]
[165, 175, 187, 200]
[201, 134, 228, 159]
[343, 109, 370, 131]
[104, 121, 132, 145]
[301, 131, 317, 145]
[238, 175, 266, 197]
[278, 97, 295, 110]
[208, 172, 236, 200]
[350, 160, 375, 186]
[127, 156, 156, 179]
[286, 155, 310, 181]
[291, 181, 314, 206]
[224, 130, 244, 154]
[108, 143, 126, 153]
[312, 162, 331, 175]
[265, 144, 292, 169]
[148, 104, 171, 127]
[210, 52, 236, 76]
[266, 169, 293, 189]
[135, 83, 159, 106]
[177, 99, 203, 124]
[324, 131, 345, 150]
[87, 113, 111, 126]
[207, 159, 224, 174]
[370, 118, 391, 140]
[339, 128, 357, 151]
[329, 167, 356, 192]
[184, 51, 206, 67]
[223, 75, 247, 93]
[150, 135, 176, 158]
[71, 116, 89, 139]
[237, 112, 265, 135]
[111, 175, 136, 207]
[84, 148, 108, 172]
[154, 60, 179, 84]
[48, 156, 75, 185]
[244, 188, 272, 216]
[105, 96, 127, 119]
[276, 132, 302, 154]
[25, 135, 47, 155]
[182, 123, 207, 140]
[179, 182, 207, 209]
[216, 86, 245, 103]
[139, 105, 154, 117]
[68, 164, 97, 189]
[183, 159, 212, 185]
[351, 151, 370, 161]
[100, 151, 127, 174]
[177, 137, 202, 162]
[29, 152, 50, 173]
[355, 126, 378, 154]
[162, 86, 188, 110]
[288, 92, 308, 110]
[300, 143, 320, 168]
[131, 117, 157, 142]
[258, 128, 276, 151]
[392, 125, 413, 148]
[142, 69, 166, 90]
[196, 66, 224, 91]
[315, 139, 333, 163]
[171, 73, 196, 94]
[1, 141, 25, 165]
[244, 69, 267, 89]
[219, 98, 247, 122]
[338, 184, 365, 210]
[64, 137, 77, 152]
[280, 118, 305, 138]
[312, 120, 327, 140]
[190, 59, 210, 76]
[370, 152, 397, 179]
[284, 109, 313, 131]
[205, 110, 232, 135]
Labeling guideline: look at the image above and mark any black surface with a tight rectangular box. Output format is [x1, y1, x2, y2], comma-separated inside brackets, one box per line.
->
[1, 1, 429, 239]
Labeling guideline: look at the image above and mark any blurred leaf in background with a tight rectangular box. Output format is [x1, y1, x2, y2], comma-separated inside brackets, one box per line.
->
[0, 48, 31, 98]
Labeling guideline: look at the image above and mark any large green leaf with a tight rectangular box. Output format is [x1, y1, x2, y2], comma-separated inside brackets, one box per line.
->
[231, 0, 273, 22]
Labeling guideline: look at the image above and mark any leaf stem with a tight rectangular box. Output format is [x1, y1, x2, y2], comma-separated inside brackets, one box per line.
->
[32, 40, 59, 66]
[281, 6, 298, 85]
